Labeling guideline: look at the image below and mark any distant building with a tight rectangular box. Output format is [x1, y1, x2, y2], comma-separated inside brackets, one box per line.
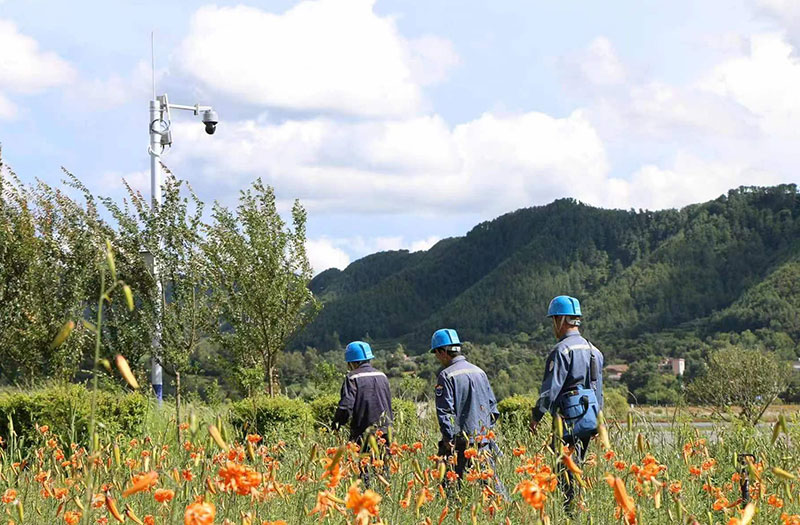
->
[605, 364, 629, 382]
[659, 357, 685, 376]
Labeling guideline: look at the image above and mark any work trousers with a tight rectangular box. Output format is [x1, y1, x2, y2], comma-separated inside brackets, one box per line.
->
[355, 432, 389, 490]
[440, 437, 509, 499]
[560, 434, 592, 510]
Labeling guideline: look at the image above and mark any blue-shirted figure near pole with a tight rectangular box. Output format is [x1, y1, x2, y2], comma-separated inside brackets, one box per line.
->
[430, 328, 506, 497]
[332, 341, 393, 488]
[530, 295, 604, 511]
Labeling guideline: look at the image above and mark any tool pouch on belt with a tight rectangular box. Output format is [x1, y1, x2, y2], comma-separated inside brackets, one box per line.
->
[558, 345, 600, 440]
[558, 388, 598, 439]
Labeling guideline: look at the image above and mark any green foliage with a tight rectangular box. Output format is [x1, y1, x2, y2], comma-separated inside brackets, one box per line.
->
[230, 395, 312, 436]
[308, 394, 415, 430]
[0, 167, 105, 382]
[298, 185, 800, 367]
[309, 394, 339, 425]
[603, 387, 629, 421]
[4, 153, 800, 413]
[202, 379, 224, 407]
[497, 395, 537, 416]
[205, 178, 321, 396]
[687, 346, 791, 423]
[0, 384, 147, 445]
[496, 395, 537, 433]
[392, 398, 417, 427]
[104, 174, 214, 381]
[621, 361, 682, 405]
[311, 362, 342, 396]
[391, 375, 427, 401]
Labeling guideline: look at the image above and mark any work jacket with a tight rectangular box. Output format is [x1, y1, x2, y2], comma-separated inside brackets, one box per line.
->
[332, 363, 393, 442]
[532, 331, 604, 423]
[435, 355, 499, 443]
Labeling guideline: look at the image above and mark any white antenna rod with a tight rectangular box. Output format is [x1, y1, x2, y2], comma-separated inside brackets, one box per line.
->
[151, 31, 156, 99]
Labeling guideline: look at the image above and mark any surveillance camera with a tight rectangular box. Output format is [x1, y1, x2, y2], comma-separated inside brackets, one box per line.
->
[202, 109, 218, 135]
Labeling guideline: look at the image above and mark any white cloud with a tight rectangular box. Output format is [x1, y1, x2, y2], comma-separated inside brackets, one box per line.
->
[98, 170, 150, 196]
[307, 234, 442, 273]
[626, 81, 758, 137]
[572, 32, 800, 143]
[0, 92, 17, 119]
[0, 18, 74, 94]
[559, 36, 627, 93]
[168, 108, 607, 215]
[409, 236, 440, 252]
[600, 153, 782, 210]
[67, 61, 166, 111]
[341, 236, 427, 254]
[579, 37, 626, 86]
[406, 35, 461, 85]
[755, 0, 800, 48]
[563, 36, 759, 140]
[700, 33, 800, 137]
[307, 238, 351, 274]
[558, 33, 798, 210]
[175, 0, 454, 118]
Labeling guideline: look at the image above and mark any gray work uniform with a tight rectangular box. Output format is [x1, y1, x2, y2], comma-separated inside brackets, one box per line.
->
[532, 331, 604, 508]
[532, 331, 604, 424]
[435, 355, 506, 497]
[435, 355, 499, 443]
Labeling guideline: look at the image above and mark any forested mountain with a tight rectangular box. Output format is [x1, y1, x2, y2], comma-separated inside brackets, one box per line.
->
[296, 185, 800, 362]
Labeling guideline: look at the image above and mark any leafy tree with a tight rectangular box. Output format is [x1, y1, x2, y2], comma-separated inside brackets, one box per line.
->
[104, 172, 213, 436]
[205, 179, 321, 396]
[687, 346, 790, 423]
[0, 164, 98, 382]
[620, 361, 681, 405]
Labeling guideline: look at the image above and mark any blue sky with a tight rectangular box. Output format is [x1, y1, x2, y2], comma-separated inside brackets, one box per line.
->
[2, 0, 799, 272]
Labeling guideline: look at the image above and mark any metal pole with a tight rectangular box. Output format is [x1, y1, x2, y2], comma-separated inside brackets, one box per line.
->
[149, 97, 164, 404]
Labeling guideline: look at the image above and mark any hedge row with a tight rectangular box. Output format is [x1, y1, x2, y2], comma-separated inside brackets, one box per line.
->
[495, 390, 630, 423]
[229, 394, 417, 436]
[0, 385, 627, 445]
[0, 384, 148, 445]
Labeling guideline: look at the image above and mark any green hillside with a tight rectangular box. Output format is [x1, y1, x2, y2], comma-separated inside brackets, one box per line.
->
[297, 185, 800, 360]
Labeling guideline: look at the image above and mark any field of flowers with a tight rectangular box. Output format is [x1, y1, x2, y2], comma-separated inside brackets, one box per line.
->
[2, 392, 800, 525]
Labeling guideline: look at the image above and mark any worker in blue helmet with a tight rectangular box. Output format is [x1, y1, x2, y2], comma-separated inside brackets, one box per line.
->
[332, 341, 393, 445]
[530, 295, 604, 510]
[430, 329, 505, 496]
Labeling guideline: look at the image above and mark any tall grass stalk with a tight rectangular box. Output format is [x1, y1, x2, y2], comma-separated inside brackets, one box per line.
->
[81, 242, 130, 525]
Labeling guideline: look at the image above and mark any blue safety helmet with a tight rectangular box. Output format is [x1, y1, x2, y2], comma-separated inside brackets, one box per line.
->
[547, 295, 582, 317]
[344, 341, 375, 363]
[430, 328, 461, 353]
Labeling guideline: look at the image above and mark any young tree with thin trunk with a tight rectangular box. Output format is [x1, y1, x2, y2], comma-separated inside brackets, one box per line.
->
[688, 346, 790, 424]
[103, 172, 212, 439]
[205, 179, 320, 397]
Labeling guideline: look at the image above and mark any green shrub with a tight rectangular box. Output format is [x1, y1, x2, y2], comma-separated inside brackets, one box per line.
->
[392, 398, 417, 426]
[309, 394, 339, 425]
[230, 396, 311, 436]
[308, 395, 417, 431]
[0, 384, 148, 445]
[496, 395, 536, 431]
[604, 387, 630, 421]
[497, 395, 536, 417]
